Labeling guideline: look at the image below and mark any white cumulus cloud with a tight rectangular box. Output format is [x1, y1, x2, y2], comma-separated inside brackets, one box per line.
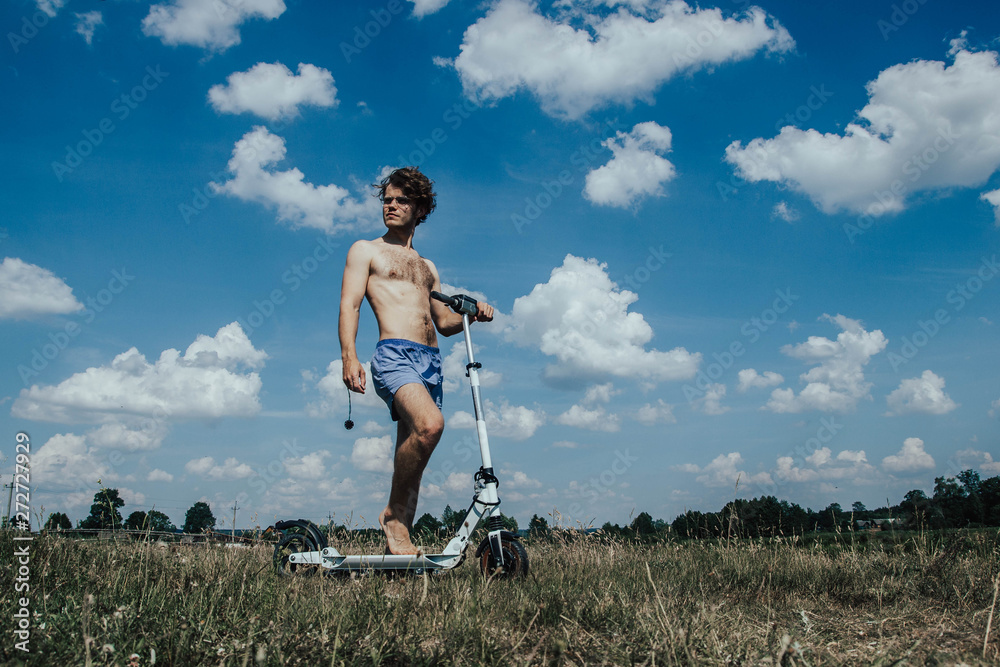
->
[766, 314, 886, 413]
[693, 383, 728, 415]
[185, 456, 255, 480]
[31, 433, 112, 491]
[283, 450, 332, 480]
[0, 257, 83, 320]
[86, 421, 168, 452]
[211, 127, 381, 234]
[772, 201, 799, 222]
[450, 398, 545, 440]
[881, 437, 935, 473]
[555, 404, 620, 432]
[725, 45, 1000, 217]
[584, 122, 676, 208]
[953, 448, 1000, 475]
[13, 322, 267, 423]
[505, 255, 700, 384]
[351, 435, 394, 473]
[209, 62, 337, 121]
[449, 0, 793, 119]
[885, 370, 958, 416]
[74, 11, 104, 45]
[147, 469, 174, 483]
[636, 399, 676, 425]
[142, 0, 286, 51]
[981, 188, 1000, 226]
[36, 0, 67, 18]
[737, 368, 784, 392]
[410, 0, 450, 17]
[677, 451, 772, 489]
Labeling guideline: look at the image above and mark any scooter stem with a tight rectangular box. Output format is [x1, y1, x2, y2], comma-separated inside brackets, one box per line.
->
[462, 312, 494, 472]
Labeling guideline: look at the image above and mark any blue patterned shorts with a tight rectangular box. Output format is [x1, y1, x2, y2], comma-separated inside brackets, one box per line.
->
[370, 339, 443, 421]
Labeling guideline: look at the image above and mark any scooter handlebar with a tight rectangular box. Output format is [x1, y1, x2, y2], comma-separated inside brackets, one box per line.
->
[431, 291, 459, 308]
[431, 291, 479, 317]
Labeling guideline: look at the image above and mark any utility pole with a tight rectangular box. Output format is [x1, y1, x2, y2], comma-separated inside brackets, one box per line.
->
[230, 500, 239, 542]
[3, 478, 14, 529]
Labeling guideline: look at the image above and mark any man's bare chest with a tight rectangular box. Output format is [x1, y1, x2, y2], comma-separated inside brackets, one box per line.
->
[371, 250, 433, 289]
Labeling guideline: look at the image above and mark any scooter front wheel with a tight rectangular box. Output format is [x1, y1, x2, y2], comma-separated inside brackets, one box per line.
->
[476, 531, 528, 578]
[273, 532, 321, 576]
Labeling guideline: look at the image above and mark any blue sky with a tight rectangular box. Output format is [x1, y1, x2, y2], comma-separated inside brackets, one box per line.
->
[2, 0, 999, 532]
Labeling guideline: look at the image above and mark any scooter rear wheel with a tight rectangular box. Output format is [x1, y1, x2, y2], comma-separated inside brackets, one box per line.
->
[477, 532, 528, 578]
[273, 532, 321, 576]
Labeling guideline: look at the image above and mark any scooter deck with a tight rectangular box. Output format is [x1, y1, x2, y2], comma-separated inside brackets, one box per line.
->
[288, 548, 463, 572]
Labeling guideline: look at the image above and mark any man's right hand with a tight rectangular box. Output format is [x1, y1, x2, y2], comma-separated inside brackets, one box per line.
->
[343, 357, 366, 393]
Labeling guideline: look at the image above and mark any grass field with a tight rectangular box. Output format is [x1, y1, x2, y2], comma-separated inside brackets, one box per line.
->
[2, 527, 999, 665]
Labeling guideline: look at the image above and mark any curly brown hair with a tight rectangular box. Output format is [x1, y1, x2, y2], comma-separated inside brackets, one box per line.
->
[373, 167, 437, 226]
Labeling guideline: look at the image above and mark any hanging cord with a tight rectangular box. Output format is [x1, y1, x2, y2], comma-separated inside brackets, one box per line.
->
[344, 387, 354, 430]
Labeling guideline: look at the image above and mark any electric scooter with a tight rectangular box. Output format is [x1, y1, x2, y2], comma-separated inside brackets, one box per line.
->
[271, 291, 528, 578]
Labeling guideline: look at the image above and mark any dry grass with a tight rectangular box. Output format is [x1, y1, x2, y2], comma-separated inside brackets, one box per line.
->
[1, 528, 998, 665]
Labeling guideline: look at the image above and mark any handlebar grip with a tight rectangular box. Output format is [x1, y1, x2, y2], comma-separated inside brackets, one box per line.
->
[431, 291, 459, 307]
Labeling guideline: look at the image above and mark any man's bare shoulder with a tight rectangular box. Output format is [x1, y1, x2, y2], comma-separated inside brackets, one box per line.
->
[420, 255, 440, 277]
[348, 238, 381, 253]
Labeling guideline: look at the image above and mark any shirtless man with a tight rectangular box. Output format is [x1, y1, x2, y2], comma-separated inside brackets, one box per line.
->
[339, 167, 494, 555]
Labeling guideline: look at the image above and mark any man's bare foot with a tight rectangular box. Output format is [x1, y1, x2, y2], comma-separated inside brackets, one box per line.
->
[379, 507, 420, 555]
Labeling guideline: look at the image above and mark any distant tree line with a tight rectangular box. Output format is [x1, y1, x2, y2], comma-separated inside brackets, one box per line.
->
[527, 469, 998, 541]
[36, 469, 996, 540]
[661, 469, 996, 540]
[42, 489, 217, 535]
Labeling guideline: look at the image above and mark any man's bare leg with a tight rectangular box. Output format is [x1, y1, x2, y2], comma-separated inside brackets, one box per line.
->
[380, 383, 444, 555]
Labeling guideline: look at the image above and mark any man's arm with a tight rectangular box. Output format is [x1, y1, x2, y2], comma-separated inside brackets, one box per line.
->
[426, 259, 494, 337]
[340, 241, 372, 393]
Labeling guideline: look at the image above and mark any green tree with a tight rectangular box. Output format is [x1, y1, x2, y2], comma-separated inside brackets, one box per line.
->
[981, 476, 1000, 525]
[79, 488, 125, 530]
[528, 514, 549, 538]
[182, 501, 216, 534]
[146, 510, 176, 532]
[440, 505, 462, 533]
[125, 511, 148, 530]
[956, 469, 981, 496]
[413, 513, 443, 538]
[902, 489, 928, 509]
[817, 503, 843, 532]
[599, 521, 621, 537]
[671, 510, 705, 538]
[630, 511, 655, 536]
[932, 476, 967, 527]
[44, 512, 72, 531]
[851, 501, 867, 514]
[499, 512, 518, 532]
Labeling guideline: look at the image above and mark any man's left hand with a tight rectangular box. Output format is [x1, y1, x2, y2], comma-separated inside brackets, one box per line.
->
[475, 302, 494, 323]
